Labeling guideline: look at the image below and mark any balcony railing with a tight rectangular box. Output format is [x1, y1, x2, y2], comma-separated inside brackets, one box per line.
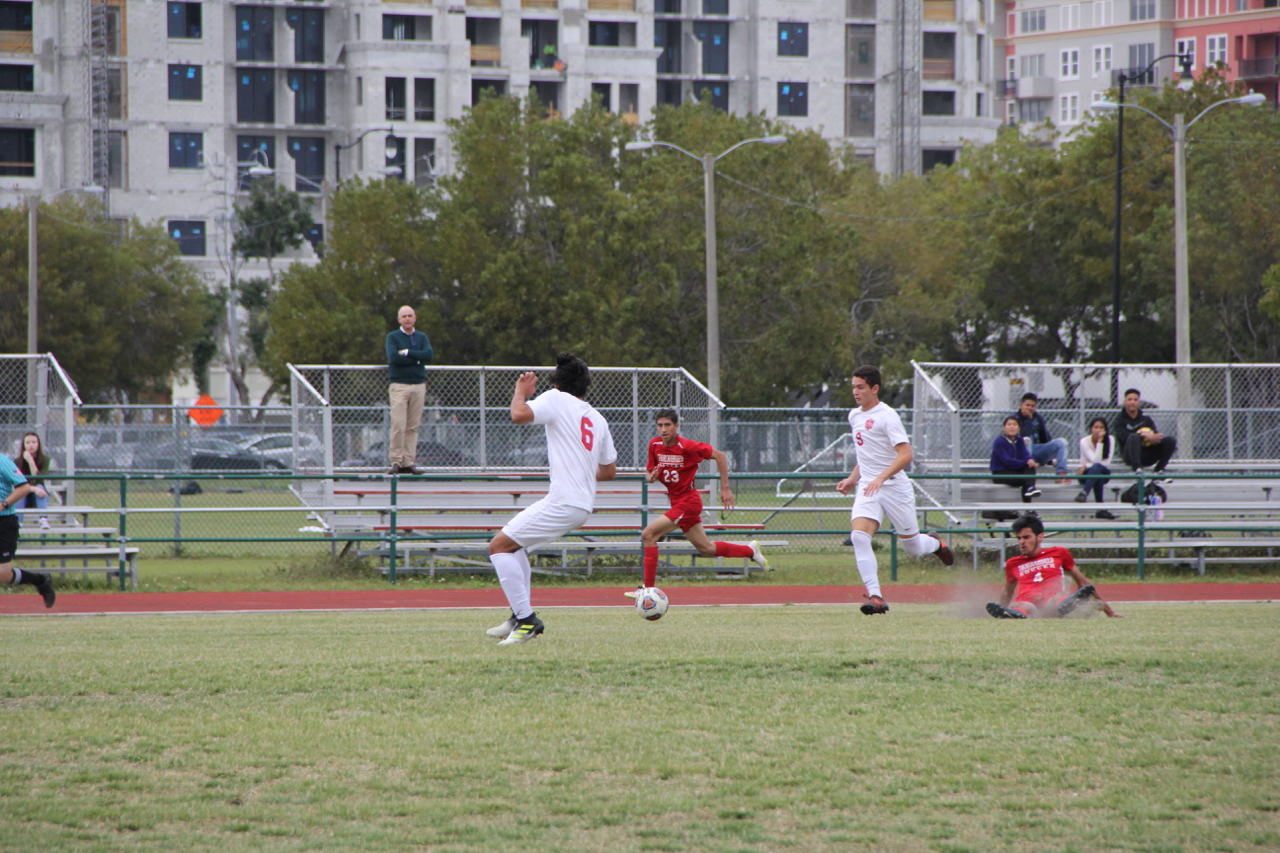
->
[470, 44, 502, 66]
[522, 0, 558, 7]
[922, 59, 955, 80]
[1239, 56, 1278, 80]
[588, 0, 636, 10]
[923, 0, 956, 21]
[468, 0, 501, 7]
[996, 78, 1016, 97]
[0, 30, 34, 53]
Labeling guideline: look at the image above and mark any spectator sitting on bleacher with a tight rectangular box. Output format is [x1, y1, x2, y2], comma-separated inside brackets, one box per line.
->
[1076, 417, 1117, 520]
[991, 416, 1041, 503]
[1011, 393, 1071, 484]
[1112, 389, 1176, 484]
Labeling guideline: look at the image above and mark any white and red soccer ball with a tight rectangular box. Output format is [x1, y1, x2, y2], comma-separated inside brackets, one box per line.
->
[634, 586, 669, 621]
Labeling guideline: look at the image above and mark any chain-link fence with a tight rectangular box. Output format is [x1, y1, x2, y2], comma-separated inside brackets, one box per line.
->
[911, 361, 1280, 502]
[0, 354, 81, 499]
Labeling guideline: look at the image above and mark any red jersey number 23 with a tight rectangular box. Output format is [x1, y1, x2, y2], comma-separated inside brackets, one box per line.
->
[580, 416, 594, 451]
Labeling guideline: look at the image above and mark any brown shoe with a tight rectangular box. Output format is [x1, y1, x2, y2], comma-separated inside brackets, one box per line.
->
[402, 465, 422, 475]
[388, 464, 403, 475]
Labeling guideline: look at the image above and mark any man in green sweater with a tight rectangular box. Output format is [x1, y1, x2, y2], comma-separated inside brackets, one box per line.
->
[385, 305, 434, 474]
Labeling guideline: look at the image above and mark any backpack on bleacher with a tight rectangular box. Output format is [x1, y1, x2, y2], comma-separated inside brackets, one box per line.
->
[1119, 482, 1167, 506]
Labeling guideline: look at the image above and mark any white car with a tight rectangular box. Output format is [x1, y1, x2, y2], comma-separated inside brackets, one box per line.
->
[238, 434, 325, 469]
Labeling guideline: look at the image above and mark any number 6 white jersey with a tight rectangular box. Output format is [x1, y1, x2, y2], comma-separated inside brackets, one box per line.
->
[847, 401, 910, 482]
[528, 388, 618, 512]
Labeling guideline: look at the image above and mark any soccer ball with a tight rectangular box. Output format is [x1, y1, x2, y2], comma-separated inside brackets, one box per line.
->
[634, 586, 669, 621]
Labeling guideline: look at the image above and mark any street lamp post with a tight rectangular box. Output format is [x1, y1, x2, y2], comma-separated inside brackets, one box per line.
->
[1108, 54, 1192, 389]
[334, 127, 395, 184]
[623, 135, 787, 400]
[1092, 90, 1266, 449]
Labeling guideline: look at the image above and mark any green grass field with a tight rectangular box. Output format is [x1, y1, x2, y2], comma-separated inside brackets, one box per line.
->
[2, 605, 1276, 852]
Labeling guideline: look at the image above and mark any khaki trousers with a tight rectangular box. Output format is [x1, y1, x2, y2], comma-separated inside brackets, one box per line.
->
[388, 382, 427, 467]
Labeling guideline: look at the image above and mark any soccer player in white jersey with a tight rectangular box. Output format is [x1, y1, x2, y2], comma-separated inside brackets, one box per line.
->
[487, 353, 618, 645]
[835, 365, 953, 615]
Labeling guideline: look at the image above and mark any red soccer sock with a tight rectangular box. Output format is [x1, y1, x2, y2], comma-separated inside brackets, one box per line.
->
[643, 546, 658, 587]
[715, 542, 753, 559]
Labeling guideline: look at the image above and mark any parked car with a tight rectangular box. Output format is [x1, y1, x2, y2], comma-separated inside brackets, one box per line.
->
[134, 438, 287, 472]
[238, 434, 325, 469]
[339, 439, 474, 469]
[73, 429, 149, 470]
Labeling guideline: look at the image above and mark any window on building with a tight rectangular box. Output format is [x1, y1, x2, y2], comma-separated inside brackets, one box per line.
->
[304, 223, 323, 253]
[1060, 48, 1079, 79]
[523, 19, 558, 68]
[1059, 93, 1079, 123]
[778, 22, 808, 57]
[1129, 0, 1155, 21]
[922, 90, 956, 115]
[922, 149, 956, 171]
[0, 127, 34, 175]
[0, 2, 33, 31]
[286, 7, 324, 62]
[105, 130, 125, 189]
[1007, 55, 1016, 79]
[976, 92, 984, 116]
[693, 22, 728, 74]
[976, 34, 984, 81]
[1093, 45, 1112, 77]
[619, 82, 639, 117]
[847, 0, 876, 17]
[237, 69, 274, 121]
[383, 13, 431, 41]
[1061, 3, 1079, 30]
[107, 66, 125, 118]
[531, 80, 561, 115]
[288, 70, 325, 124]
[169, 132, 202, 168]
[386, 76, 406, 120]
[846, 25, 875, 77]
[1019, 99, 1047, 122]
[1129, 43, 1154, 81]
[414, 78, 435, 121]
[655, 0, 680, 12]
[236, 135, 274, 189]
[104, 2, 124, 57]
[414, 137, 435, 188]
[656, 20, 681, 73]
[287, 136, 324, 192]
[591, 82, 611, 111]
[1021, 8, 1046, 32]
[703, 0, 728, 14]
[1207, 35, 1226, 67]
[236, 6, 274, 61]
[1093, 0, 1113, 26]
[923, 32, 955, 79]
[168, 64, 202, 100]
[846, 83, 874, 137]
[386, 132, 405, 181]
[471, 78, 505, 102]
[1175, 38, 1195, 70]
[1020, 54, 1045, 78]
[0, 63, 32, 91]
[167, 2, 201, 39]
[657, 80, 682, 106]
[356, 76, 363, 106]
[777, 82, 807, 117]
[589, 22, 636, 47]
[695, 81, 729, 111]
[169, 220, 206, 256]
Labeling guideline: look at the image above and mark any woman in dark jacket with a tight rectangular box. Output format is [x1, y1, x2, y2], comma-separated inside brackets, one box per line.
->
[990, 416, 1040, 502]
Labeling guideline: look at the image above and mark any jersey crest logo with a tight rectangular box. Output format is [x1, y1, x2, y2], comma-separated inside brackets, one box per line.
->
[864, 419, 875, 430]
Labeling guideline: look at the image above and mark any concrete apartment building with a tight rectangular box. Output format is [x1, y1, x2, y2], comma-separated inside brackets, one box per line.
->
[997, 0, 1279, 141]
[0, 0, 1002, 400]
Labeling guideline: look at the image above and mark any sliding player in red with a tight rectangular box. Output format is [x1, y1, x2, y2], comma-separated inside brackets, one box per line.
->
[626, 408, 768, 597]
[987, 514, 1122, 619]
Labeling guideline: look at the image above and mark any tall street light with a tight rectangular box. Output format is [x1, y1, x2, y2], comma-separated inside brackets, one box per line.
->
[623, 135, 787, 400]
[1092, 90, 1266, 447]
[334, 127, 395, 184]
[1107, 54, 1193, 383]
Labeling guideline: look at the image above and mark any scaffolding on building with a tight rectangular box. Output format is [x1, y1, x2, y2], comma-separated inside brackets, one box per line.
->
[892, 0, 922, 177]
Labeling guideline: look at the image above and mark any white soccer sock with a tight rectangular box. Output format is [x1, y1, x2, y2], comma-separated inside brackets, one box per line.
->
[901, 533, 940, 558]
[850, 530, 880, 598]
[9, 567, 21, 585]
[491, 551, 533, 620]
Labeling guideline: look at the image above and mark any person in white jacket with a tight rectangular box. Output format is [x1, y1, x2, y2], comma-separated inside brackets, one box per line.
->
[1076, 417, 1116, 519]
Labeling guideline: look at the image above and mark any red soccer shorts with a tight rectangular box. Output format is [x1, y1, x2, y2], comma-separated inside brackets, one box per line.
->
[662, 490, 705, 532]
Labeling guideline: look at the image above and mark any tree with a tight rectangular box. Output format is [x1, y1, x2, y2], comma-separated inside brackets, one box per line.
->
[0, 197, 207, 403]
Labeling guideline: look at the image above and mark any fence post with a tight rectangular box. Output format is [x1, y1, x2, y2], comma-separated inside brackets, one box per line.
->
[478, 368, 487, 469]
[1224, 366, 1234, 462]
[173, 479, 182, 557]
[632, 369, 640, 470]
[34, 356, 48, 434]
[387, 476, 398, 585]
[63, 394, 76, 507]
[117, 476, 129, 592]
[1135, 476, 1146, 581]
[890, 532, 898, 582]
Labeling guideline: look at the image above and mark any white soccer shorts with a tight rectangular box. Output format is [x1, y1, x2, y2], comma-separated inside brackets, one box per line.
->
[502, 497, 591, 552]
[851, 476, 920, 537]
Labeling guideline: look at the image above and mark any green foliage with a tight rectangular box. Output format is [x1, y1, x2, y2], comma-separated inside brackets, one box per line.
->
[0, 197, 206, 402]
[232, 180, 314, 276]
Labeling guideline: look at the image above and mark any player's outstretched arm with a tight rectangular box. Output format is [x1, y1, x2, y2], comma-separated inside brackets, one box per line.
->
[596, 463, 617, 481]
[1065, 567, 1123, 617]
[510, 372, 538, 424]
[712, 450, 735, 511]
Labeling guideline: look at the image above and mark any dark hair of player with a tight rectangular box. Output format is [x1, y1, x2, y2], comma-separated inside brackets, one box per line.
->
[1123, 388, 1141, 399]
[1011, 514, 1045, 536]
[552, 352, 591, 398]
[852, 365, 882, 391]
[1021, 392, 1038, 403]
[654, 407, 679, 424]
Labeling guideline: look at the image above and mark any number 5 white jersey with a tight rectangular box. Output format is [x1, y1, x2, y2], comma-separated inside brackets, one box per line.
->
[528, 388, 618, 512]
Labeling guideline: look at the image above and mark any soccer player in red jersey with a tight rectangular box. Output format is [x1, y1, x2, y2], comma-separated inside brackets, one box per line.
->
[626, 408, 768, 597]
[988, 514, 1122, 619]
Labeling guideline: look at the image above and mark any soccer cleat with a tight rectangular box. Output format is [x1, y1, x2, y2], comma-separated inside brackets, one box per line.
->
[1057, 584, 1096, 617]
[497, 614, 545, 646]
[1024, 487, 1042, 498]
[986, 602, 1027, 619]
[932, 534, 954, 567]
[623, 587, 643, 599]
[859, 594, 890, 616]
[32, 572, 55, 609]
[749, 540, 770, 570]
[1074, 490, 1089, 503]
[485, 612, 518, 638]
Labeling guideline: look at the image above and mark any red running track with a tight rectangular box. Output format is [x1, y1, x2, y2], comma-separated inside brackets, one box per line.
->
[0, 583, 1276, 616]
